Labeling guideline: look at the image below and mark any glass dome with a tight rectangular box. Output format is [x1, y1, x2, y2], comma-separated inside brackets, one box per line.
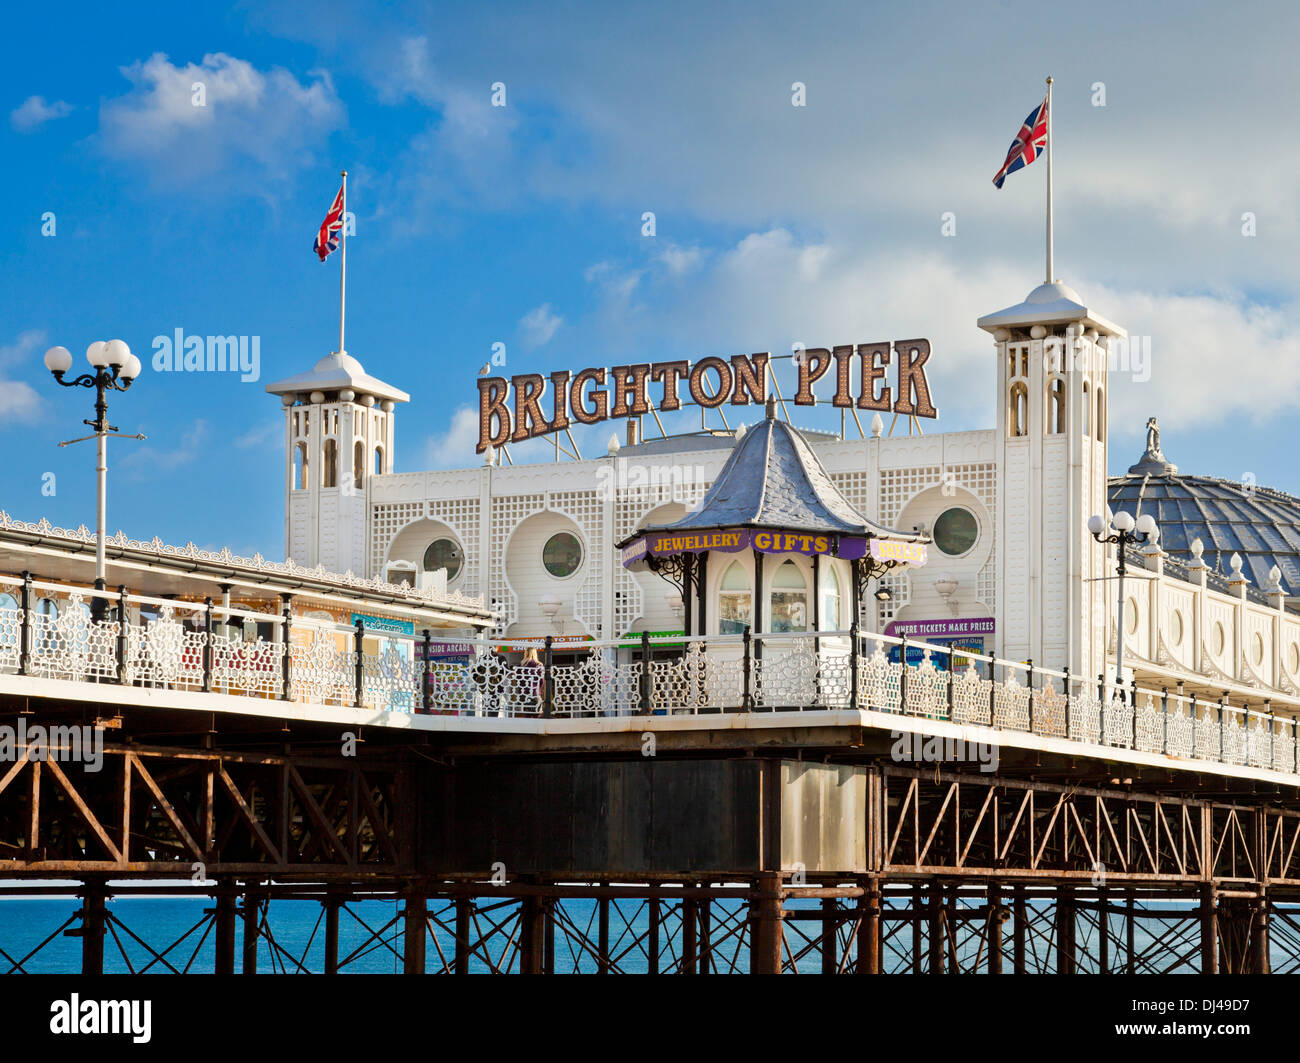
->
[1108, 425, 1300, 593]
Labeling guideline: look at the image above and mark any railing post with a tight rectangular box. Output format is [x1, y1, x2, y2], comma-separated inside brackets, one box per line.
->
[848, 619, 858, 712]
[202, 597, 214, 693]
[946, 646, 955, 718]
[988, 658, 996, 726]
[744, 627, 755, 711]
[1190, 692, 1198, 752]
[640, 629, 651, 715]
[1131, 677, 1138, 748]
[280, 595, 292, 701]
[899, 634, 909, 712]
[1161, 687, 1169, 755]
[116, 585, 129, 685]
[18, 570, 31, 676]
[1266, 700, 1274, 767]
[1026, 658, 1035, 733]
[543, 634, 554, 718]
[1063, 666, 1071, 739]
[1219, 694, 1226, 762]
[353, 618, 365, 709]
[421, 629, 432, 714]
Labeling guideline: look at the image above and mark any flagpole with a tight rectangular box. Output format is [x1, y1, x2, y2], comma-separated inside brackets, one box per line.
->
[338, 169, 348, 355]
[1045, 77, 1053, 284]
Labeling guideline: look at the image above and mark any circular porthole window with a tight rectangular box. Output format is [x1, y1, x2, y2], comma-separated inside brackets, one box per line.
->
[422, 537, 464, 581]
[1125, 600, 1139, 635]
[1253, 632, 1265, 667]
[1290, 642, 1300, 675]
[933, 507, 979, 558]
[1212, 622, 1226, 656]
[1170, 611, 1184, 646]
[542, 532, 584, 579]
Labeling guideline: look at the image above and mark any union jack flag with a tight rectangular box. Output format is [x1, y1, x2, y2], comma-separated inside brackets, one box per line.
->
[992, 93, 1049, 189]
[313, 183, 345, 261]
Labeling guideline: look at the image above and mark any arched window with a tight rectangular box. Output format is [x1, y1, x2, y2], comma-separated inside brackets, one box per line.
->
[1096, 386, 1105, 442]
[354, 441, 365, 488]
[294, 442, 309, 490]
[1047, 377, 1066, 434]
[718, 562, 752, 634]
[1082, 382, 1090, 435]
[322, 439, 338, 487]
[770, 560, 809, 633]
[1009, 382, 1029, 437]
[374, 446, 384, 475]
[819, 564, 841, 631]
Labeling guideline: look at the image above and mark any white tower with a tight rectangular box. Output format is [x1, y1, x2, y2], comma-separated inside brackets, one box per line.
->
[978, 282, 1124, 682]
[265, 352, 409, 576]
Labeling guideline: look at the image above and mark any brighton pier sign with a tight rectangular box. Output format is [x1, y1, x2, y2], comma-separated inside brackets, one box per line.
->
[476, 340, 938, 453]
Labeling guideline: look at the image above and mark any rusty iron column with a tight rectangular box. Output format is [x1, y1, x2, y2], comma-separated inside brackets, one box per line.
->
[598, 891, 611, 974]
[1097, 888, 1109, 975]
[455, 896, 471, 974]
[911, 884, 923, 974]
[1200, 886, 1218, 975]
[323, 890, 342, 975]
[76, 880, 108, 975]
[648, 896, 660, 974]
[242, 886, 260, 974]
[859, 882, 880, 975]
[821, 897, 837, 975]
[988, 885, 1003, 974]
[1057, 886, 1076, 974]
[928, 882, 944, 974]
[213, 881, 238, 975]
[1252, 893, 1270, 974]
[750, 873, 784, 974]
[699, 896, 712, 974]
[1126, 894, 1136, 974]
[402, 888, 427, 975]
[1013, 886, 1026, 974]
[683, 896, 698, 974]
[519, 894, 545, 975]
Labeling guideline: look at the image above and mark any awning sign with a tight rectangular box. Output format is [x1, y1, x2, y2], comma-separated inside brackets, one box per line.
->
[622, 528, 926, 567]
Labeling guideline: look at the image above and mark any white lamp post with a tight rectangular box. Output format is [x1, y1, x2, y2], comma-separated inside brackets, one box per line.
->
[1088, 509, 1159, 698]
[44, 340, 144, 622]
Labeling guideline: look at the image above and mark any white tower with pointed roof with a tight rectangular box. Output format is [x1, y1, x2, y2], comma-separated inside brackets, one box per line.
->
[978, 281, 1124, 681]
[266, 351, 409, 575]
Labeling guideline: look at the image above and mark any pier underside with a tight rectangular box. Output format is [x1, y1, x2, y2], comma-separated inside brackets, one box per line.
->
[1, 692, 1298, 973]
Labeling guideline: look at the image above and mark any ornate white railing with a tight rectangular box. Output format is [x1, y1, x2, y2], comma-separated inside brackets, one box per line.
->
[1, 573, 1298, 779]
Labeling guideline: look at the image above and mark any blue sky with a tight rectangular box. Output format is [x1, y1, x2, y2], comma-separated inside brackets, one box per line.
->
[2, 0, 1298, 560]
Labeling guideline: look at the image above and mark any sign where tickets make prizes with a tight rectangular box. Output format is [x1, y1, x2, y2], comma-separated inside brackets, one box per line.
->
[621, 528, 928, 568]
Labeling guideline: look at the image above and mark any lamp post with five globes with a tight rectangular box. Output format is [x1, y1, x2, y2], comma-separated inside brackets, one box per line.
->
[43, 340, 143, 622]
[1088, 509, 1159, 699]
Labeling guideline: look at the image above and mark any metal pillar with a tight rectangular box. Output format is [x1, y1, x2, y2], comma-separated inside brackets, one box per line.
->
[214, 882, 238, 975]
[1013, 887, 1026, 974]
[859, 883, 880, 975]
[78, 881, 108, 975]
[750, 873, 784, 974]
[242, 888, 260, 974]
[1057, 886, 1075, 974]
[455, 896, 471, 974]
[1200, 886, 1218, 975]
[988, 885, 1003, 974]
[324, 891, 342, 975]
[402, 890, 427, 975]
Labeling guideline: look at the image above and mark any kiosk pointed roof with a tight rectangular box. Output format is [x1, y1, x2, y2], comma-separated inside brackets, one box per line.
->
[643, 402, 924, 541]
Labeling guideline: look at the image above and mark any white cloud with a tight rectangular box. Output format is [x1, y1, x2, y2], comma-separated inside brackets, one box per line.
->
[121, 419, 210, 476]
[518, 303, 563, 349]
[98, 53, 343, 185]
[10, 96, 73, 133]
[0, 329, 48, 424]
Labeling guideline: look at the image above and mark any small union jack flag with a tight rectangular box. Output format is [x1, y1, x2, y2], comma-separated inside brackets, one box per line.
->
[992, 93, 1049, 189]
[313, 183, 345, 261]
